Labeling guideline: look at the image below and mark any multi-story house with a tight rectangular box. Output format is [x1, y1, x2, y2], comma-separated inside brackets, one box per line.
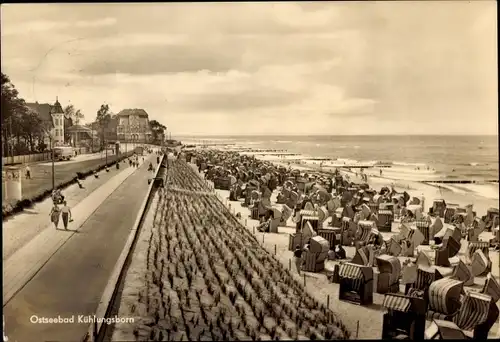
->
[116, 108, 152, 143]
[25, 97, 66, 147]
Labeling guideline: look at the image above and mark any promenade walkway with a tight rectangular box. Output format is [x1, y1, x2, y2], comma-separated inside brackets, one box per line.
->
[3, 161, 130, 260]
[3, 155, 154, 342]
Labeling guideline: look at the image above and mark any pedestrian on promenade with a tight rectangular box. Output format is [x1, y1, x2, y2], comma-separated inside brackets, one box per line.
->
[293, 245, 303, 275]
[50, 204, 61, 229]
[25, 165, 31, 179]
[75, 177, 84, 189]
[61, 201, 72, 230]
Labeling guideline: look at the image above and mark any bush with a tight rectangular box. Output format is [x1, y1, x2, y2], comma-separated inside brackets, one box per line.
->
[2, 151, 135, 219]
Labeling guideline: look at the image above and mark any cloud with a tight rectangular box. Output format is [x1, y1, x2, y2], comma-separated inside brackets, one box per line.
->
[1, 17, 117, 36]
[0, 2, 497, 135]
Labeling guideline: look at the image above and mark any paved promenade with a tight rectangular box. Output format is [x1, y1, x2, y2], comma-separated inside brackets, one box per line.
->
[3, 162, 130, 260]
[3, 155, 155, 342]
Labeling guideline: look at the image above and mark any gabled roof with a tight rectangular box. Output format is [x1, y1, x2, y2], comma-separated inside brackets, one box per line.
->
[116, 108, 149, 118]
[26, 102, 53, 123]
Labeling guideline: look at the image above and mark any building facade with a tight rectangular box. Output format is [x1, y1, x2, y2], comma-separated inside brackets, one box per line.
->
[25, 98, 66, 147]
[116, 108, 152, 143]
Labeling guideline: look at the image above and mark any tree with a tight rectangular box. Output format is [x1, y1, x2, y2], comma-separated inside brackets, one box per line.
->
[95, 104, 111, 149]
[149, 119, 166, 144]
[64, 104, 85, 125]
[1, 72, 29, 155]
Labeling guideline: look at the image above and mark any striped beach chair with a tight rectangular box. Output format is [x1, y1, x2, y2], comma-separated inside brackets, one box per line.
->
[468, 241, 489, 260]
[301, 214, 319, 232]
[377, 209, 393, 232]
[376, 254, 402, 294]
[330, 207, 344, 228]
[470, 249, 490, 277]
[405, 265, 442, 298]
[454, 292, 491, 331]
[415, 218, 431, 245]
[427, 277, 464, 321]
[451, 259, 474, 286]
[382, 293, 426, 340]
[338, 262, 374, 305]
[368, 202, 379, 215]
[357, 220, 375, 246]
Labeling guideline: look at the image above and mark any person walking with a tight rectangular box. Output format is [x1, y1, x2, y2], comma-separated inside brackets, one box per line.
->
[61, 201, 72, 230]
[25, 165, 31, 179]
[293, 245, 303, 275]
[50, 204, 61, 229]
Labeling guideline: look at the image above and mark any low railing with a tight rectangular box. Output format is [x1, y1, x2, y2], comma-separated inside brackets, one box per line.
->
[2, 147, 90, 165]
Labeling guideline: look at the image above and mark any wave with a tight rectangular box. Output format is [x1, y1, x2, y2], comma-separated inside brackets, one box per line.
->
[272, 140, 293, 143]
[392, 161, 427, 167]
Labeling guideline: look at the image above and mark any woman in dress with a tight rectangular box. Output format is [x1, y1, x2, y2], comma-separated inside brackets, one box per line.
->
[50, 204, 61, 229]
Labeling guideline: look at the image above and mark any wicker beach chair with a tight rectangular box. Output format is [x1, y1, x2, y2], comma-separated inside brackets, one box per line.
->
[451, 259, 474, 286]
[430, 216, 444, 240]
[427, 277, 464, 321]
[482, 273, 500, 303]
[341, 216, 356, 246]
[352, 246, 373, 267]
[377, 209, 394, 232]
[302, 236, 329, 272]
[485, 208, 499, 231]
[376, 254, 402, 294]
[453, 292, 491, 332]
[338, 262, 374, 305]
[382, 293, 426, 340]
[415, 250, 432, 268]
[425, 319, 467, 339]
[405, 265, 443, 300]
[435, 236, 461, 267]
[386, 236, 403, 257]
[317, 228, 338, 251]
[301, 215, 319, 233]
[330, 207, 344, 228]
[444, 204, 460, 224]
[368, 202, 379, 215]
[356, 220, 375, 247]
[415, 217, 431, 245]
[473, 297, 499, 339]
[431, 199, 447, 218]
[468, 241, 489, 260]
[316, 206, 328, 228]
[470, 249, 490, 277]
[403, 227, 425, 257]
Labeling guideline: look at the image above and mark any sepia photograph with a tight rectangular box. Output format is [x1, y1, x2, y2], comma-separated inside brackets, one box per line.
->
[1, 1, 498, 341]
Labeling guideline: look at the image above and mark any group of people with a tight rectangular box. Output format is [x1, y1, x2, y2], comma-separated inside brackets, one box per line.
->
[50, 199, 72, 230]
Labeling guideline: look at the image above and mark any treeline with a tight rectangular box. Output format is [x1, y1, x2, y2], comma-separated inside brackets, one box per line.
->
[1, 72, 85, 156]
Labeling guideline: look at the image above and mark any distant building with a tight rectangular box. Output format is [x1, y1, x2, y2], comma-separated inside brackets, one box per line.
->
[25, 98, 66, 146]
[116, 108, 152, 143]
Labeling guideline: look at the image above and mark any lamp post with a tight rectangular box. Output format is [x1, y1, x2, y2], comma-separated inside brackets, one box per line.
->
[50, 135, 55, 190]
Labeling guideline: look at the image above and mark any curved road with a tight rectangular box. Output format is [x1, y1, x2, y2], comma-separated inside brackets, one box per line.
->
[3, 155, 155, 342]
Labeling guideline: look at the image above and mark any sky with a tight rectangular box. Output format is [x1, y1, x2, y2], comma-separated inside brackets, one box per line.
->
[1, 1, 497, 136]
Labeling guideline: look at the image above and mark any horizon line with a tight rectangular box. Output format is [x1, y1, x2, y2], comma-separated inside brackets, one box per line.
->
[173, 133, 499, 137]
